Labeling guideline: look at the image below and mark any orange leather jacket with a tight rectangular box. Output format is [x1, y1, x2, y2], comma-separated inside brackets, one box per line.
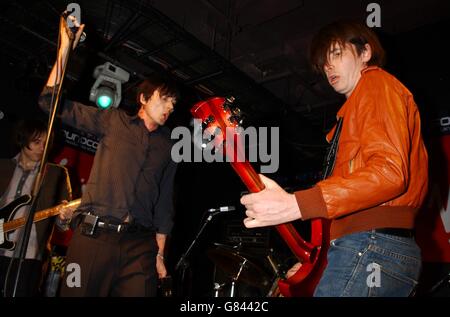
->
[295, 67, 428, 239]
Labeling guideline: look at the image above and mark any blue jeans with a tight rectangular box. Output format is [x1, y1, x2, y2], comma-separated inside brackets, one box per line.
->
[314, 230, 421, 297]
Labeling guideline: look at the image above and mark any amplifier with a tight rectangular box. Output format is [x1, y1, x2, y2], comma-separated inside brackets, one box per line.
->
[223, 222, 270, 247]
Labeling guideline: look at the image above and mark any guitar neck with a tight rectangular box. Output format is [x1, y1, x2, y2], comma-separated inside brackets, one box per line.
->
[3, 199, 81, 233]
[230, 161, 265, 193]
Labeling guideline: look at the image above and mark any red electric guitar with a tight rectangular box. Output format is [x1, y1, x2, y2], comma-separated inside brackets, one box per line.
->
[191, 97, 333, 296]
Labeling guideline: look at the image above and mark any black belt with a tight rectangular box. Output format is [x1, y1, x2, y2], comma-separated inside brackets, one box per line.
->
[80, 214, 154, 235]
[374, 228, 414, 238]
[96, 221, 127, 233]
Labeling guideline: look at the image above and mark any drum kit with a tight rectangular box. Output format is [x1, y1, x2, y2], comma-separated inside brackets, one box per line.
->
[207, 243, 278, 297]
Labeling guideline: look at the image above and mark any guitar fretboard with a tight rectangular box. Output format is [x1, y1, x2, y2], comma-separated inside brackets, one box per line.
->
[3, 199, 81, 233]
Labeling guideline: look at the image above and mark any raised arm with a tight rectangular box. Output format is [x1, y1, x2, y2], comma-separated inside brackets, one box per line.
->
[38, 18, 111, 137]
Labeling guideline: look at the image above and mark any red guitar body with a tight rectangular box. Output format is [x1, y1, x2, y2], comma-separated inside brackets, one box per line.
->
[191, 97, 329, 296]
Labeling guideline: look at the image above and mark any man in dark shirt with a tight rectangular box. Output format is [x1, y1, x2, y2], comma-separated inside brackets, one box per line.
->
[39, 20, 178, 296]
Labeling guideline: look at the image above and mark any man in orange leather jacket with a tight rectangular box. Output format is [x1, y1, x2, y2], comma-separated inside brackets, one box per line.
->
[241, 20, 428, 296]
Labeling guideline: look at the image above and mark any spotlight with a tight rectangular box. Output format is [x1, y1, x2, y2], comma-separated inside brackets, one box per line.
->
[89, 62, 130, 109]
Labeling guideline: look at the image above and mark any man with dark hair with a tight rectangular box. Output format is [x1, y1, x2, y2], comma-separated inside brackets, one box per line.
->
[39, 20, 178, 296]
[241, 20, 428, 297]
[0, 118, 72, 297]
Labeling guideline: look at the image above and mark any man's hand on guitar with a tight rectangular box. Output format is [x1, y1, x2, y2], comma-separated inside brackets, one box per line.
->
[286, 262, 303, 279]
[241, 174, 302, 228]
[56, 200, 76, 230]
[58, 200, 76, 221]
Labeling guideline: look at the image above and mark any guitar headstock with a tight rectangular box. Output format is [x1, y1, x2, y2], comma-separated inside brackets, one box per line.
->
[190, 96, 243, 152]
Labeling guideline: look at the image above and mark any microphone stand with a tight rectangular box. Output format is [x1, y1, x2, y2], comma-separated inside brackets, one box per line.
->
[8, 16, 74, 297]
[175, 212, 217, 296]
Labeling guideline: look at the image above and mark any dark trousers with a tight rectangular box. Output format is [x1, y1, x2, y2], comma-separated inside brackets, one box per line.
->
[60, 227, 157, 297]
[0, 255, 42, 297]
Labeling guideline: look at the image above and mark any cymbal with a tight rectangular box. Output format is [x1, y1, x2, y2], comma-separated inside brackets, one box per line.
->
[207, 246, 270, 288]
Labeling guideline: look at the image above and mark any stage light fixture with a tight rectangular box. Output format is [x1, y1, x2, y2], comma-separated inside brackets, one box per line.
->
[89, 62, 129, 109]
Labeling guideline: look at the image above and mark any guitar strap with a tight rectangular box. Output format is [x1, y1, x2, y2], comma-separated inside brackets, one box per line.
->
[322, 117, 343, 180]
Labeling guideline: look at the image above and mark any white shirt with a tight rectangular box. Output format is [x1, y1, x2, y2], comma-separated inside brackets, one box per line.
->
[0, 155, 40, 260]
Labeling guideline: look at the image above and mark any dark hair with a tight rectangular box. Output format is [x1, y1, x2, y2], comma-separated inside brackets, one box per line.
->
[14, 118, 47, 150]
[310, 20, 385, 74]
[136, 73, 180, 107]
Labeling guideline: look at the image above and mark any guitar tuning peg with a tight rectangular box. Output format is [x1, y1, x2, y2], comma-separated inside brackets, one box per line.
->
[228, 107, 243, 125]
[202, 115, 214, 130]
[203, 115, 215, 125]
[226, 96, 235, 103]
[232, 107, 241, 116]
[223, 96, 236, 111]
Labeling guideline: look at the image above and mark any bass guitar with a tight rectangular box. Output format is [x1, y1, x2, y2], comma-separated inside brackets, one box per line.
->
[190, 97, 333, 296]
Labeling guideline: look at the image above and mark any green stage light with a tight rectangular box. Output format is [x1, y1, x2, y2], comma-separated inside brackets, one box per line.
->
[89, 62, 129, 109]
[95, 87, 115, 109]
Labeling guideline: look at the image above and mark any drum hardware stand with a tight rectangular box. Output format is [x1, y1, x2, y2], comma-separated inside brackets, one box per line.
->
[229, 258, 247, 297]
[213, 282, 226, 297]
[175, 210, 220, 296]
[427, 272, 450, 295]
[266, 252, 283, 297]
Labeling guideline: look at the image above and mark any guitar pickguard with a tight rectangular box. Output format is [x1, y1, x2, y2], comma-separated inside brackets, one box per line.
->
[0, 195, 31, 250]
